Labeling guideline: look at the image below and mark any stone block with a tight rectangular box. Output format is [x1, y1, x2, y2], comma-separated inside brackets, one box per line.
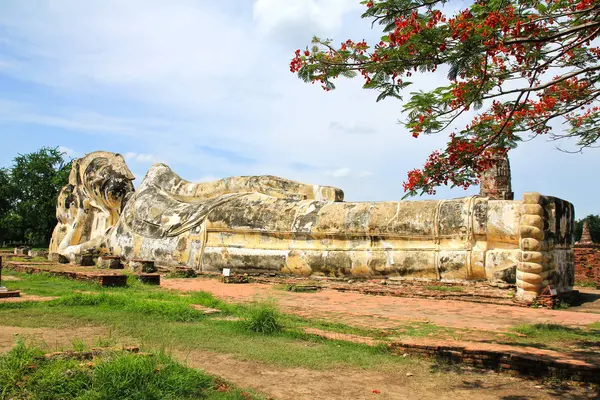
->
[28, 249, 49, 258]
[49, 253, 69, 263]
[14, 246, 30, 256]
[129, 259, 157, 273]
[137, 273, 160, 285]
[96, 256, 124, 270]
[0, 290, 20, 298]
[77, 254, 96, 267]
[98, 275, 128, 287]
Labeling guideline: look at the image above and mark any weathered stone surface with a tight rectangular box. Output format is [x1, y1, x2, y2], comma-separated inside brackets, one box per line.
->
[129, 259, 157, 273]
[516, 194, 575, 301]
[28, 249, 48, 258]
[14, 246, 30, 256]
[574, 223, 599, 286]
[49, 252, 69, 264]
[49, 151, 576, 299]
[479, 153, 514, 200]
[137, 273, 160, 285]
[96, 256, 124, 270]
[579, 220, 594, 245]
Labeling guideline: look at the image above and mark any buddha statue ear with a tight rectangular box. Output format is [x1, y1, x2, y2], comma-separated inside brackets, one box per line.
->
[114, 153, 135, 181]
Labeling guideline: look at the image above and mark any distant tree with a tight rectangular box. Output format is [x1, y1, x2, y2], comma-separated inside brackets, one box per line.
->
[292, 0, 600, 196]
[575, 214, 600, 243]
[0, 147, 71, 246]
[0, 168, 16, 245]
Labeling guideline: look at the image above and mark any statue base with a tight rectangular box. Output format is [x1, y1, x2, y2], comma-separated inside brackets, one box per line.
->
[0, 288, 20, 298]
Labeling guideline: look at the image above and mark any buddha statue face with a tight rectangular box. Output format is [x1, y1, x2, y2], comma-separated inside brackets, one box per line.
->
[71, 152, 135, 214]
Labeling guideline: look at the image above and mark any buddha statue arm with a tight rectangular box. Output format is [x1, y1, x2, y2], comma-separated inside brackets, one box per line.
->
[143, 164, 344, 202]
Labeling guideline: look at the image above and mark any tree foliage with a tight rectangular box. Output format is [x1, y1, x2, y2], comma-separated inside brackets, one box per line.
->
[0, 147, 71, 246]
[291, 0, 600, 196]
[575, 214, 600, 242]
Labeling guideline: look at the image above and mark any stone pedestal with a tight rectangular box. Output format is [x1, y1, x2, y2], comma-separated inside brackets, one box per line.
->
[77, 253, 96, 267]
[137, 273, 160, 285]
[0, 290, 21, 298]
[14, 246, 31, 256]
[0, 256, 20, 298]
[49, 253, 70, 264]
[28, 250, 49, 258]
[129, 259, 157, 273]
[96, 256, 124, 270]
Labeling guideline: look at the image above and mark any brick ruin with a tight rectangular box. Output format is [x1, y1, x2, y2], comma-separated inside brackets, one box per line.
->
[479, 152, 514, 200]
[574, 220, 600, 287]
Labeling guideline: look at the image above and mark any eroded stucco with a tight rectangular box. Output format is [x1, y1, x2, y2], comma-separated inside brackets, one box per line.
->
[49, 151, 575, 300]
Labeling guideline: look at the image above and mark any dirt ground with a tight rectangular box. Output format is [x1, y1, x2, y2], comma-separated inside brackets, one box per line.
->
[0, 325, 110, 352]
[0, 325, 595, 400]
[178, 349, 597, 400]
[162, 278, 600, 331]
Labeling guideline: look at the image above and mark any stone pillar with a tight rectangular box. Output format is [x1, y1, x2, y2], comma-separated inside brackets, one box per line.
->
[574, 220, 600, 287]
[479, 153, 514, 200]
[580, 220, 593, 244]
[517, 192, 547, 302]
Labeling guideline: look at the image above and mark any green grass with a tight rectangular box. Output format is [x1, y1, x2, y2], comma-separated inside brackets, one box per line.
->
[6, 270, 598, 360]
[424, 285, 465, 292]
[512, 323, 600, 341]
[575, 279, 598, 288]
[0, 270, 420, 371]
[0, 341, 260, 400]
[242, 302, 282, 334]
[499, 323, 600, 351]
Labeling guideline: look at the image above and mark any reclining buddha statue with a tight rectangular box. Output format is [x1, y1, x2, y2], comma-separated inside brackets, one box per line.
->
[49, 151, 575, 302]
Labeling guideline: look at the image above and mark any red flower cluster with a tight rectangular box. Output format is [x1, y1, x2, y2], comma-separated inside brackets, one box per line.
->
[290, 49, 305, 73]
[291, 0, 600, 195]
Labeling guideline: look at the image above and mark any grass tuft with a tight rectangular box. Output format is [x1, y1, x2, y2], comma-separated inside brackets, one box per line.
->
[243, 302, 282, 335]
[51, 293, 206, 322]
[0, 341, 258, 400]
[511, 323, 600, 343]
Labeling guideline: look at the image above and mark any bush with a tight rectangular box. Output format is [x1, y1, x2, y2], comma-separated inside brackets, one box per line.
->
[243, 302, 282, 335]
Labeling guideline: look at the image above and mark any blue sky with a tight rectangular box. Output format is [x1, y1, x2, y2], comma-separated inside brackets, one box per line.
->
[0, 0, 598, 217]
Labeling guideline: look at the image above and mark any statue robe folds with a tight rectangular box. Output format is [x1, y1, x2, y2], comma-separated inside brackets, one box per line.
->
[50, 151, 576, 302]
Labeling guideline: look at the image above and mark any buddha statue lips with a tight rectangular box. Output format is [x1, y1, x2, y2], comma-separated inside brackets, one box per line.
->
[50, 151, 576, 302]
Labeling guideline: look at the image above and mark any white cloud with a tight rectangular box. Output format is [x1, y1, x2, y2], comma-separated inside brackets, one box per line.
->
[329, 121, 377, 135]
[0, 1, 597, 215]
[0, 1, 472, 204]
[0, 1, 260, 113]
[328, 167, 351, 178]
[124, 152, 157, 163]
[253, 0, 360, 42]
[58, 146, 77, 157]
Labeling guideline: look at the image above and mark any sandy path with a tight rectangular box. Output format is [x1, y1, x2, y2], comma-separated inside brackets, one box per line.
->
[162, 278, 600, 331]
[0, 325, 595, 399]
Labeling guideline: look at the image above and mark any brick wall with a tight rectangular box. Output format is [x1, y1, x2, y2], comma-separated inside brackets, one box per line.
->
[573, 243, 600, 286]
